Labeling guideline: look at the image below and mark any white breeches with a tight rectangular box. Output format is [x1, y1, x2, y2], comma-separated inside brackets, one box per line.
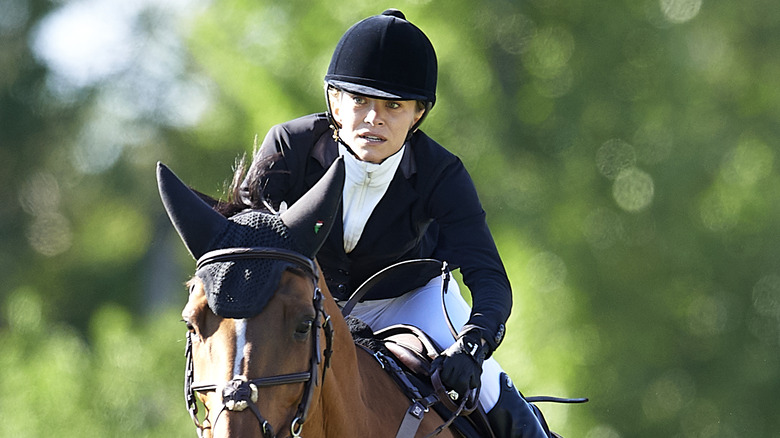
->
[348, 275, 504, 412]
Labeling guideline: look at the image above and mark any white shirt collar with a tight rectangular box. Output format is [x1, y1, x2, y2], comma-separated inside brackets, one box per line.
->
[338, 143, 405, 252]
[339, 143, 405, 187]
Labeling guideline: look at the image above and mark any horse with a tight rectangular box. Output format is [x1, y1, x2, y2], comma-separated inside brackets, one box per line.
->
[157, 158, 460, 438]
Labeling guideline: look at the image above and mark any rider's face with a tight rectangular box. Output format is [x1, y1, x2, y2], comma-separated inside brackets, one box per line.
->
[332, 92, 424, 164]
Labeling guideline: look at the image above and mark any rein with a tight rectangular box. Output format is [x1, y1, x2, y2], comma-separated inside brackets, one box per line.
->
[185, 247, 334, 438]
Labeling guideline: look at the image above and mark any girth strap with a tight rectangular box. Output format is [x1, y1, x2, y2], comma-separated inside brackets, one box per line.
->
[396, 401, 429, 438]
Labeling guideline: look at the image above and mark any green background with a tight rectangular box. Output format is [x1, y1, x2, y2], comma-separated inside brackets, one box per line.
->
[1, 0, 778, 436]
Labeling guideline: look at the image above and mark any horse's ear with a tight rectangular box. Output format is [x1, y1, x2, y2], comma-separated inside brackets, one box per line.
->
[281, 157, 345, 258]
[157, 162, 228, 259]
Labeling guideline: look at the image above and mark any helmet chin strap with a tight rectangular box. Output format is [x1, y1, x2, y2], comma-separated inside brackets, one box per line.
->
[408, 101, 433, 139]
[333, 132, 361, 160]
[324, 84, 349, 151]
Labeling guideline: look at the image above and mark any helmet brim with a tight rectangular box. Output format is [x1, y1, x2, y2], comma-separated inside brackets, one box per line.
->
[327, 79, 431, 103]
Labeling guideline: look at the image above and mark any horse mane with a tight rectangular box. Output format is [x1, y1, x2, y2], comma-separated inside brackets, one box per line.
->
[201, 152, 283, 218]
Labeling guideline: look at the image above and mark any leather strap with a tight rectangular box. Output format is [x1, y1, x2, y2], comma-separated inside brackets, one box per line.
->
[197, 246, 319, 279]
[431, 367, 480, 415]
[526, 395, 589, 404]
[395, 401, 428, 438]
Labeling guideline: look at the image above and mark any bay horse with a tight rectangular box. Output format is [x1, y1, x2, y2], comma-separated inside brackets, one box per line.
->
[157, 158, 459, 438]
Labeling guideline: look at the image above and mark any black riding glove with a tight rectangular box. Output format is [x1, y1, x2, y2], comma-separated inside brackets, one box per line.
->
[431, 329, 489, 399]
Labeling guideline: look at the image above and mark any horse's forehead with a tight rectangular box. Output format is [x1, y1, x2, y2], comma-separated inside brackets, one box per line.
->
[276, 270, 318, 301]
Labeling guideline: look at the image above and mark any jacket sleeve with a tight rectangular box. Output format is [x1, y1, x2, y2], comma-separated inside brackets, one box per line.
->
[427, 157, 511, 352]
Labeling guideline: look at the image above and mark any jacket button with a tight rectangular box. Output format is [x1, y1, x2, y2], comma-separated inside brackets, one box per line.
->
[494, 324, 506, 345]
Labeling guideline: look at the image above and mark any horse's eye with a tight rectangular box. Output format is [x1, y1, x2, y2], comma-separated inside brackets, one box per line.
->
[294, 320, 314, 338]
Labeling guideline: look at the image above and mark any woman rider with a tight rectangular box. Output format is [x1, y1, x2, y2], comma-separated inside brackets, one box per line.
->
[240, 9, 551, 437]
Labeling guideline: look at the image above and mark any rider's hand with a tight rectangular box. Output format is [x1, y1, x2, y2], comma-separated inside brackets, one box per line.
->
[431, 329, 488, 399]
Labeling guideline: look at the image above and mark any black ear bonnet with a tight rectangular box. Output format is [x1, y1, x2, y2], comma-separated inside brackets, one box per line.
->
[157, 158, 344, 318]
[194, 211, 294, 318]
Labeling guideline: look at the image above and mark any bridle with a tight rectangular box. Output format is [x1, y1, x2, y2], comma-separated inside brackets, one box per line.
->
[184, 247, 334, 438]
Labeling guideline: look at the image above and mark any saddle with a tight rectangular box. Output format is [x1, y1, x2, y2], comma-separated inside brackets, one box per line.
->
[348, 317, 494, 438]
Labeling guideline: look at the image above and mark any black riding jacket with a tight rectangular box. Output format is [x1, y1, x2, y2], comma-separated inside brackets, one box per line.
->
[242, 113, 510, 350]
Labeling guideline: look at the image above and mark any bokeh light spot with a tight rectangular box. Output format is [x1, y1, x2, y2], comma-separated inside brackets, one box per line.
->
[720, 136, 774, 188]
[158, 76, 214, 128]
[686, 26, 734, 83]
[19, 172, 61, 216]
[5, 288, 43, 333]
[612, 167, 655, 212]
[586, 425, 621, 438]
[686, 294, 729, 336]
[495, 13, 536, 55]
[681, 400, 722, 437]
[583, 208, 623, 250]
[642, 370, 695, 421]
[699, 189, 740, 232]
[31, 0, 136, 87]
[534, 66, 574, 98]
[752, 274, 780, 318]
[26, 212, 73, 256]
[660, 0, 702, 24]
[72, 129, 124, 175]
[597, 139, 636, 180]
[524, 26, 575, 79]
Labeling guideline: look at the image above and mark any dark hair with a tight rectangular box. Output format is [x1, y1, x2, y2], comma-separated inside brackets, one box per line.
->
[209, 154, 252, 217]
[214, 150, 289, 219]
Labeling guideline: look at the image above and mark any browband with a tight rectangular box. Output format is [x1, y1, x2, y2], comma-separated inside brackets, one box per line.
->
[196, 247, 319, 280]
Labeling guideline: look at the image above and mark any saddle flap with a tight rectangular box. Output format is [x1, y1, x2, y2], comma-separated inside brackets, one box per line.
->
[384, 337, 432, 376]
[375, 324, 442, 377]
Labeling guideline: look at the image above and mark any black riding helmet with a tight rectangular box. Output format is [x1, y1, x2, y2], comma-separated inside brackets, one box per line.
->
[325, 9, 438, 134]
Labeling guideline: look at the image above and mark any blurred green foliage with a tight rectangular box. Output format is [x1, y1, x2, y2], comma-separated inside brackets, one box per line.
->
[1, 0, 779, 436]
[0, 290, 190, 436]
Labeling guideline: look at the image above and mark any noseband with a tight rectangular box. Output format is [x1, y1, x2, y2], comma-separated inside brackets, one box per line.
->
[185, 247, 334, 438]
